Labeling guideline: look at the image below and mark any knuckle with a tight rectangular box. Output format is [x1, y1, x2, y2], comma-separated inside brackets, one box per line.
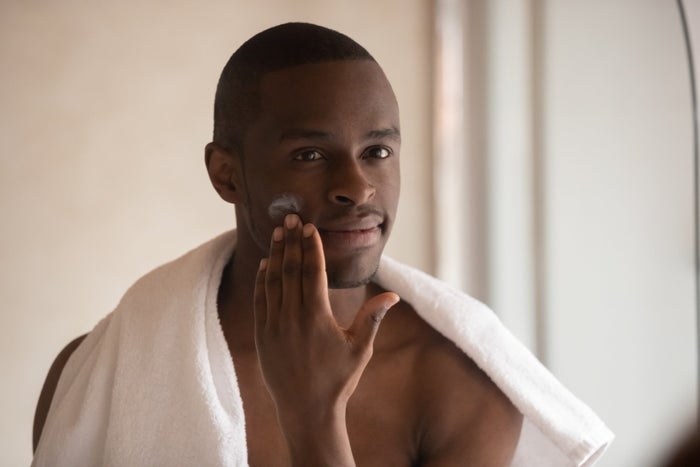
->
[368, 310, 385, 325]
[266, 270, 282, 285]
[350, 341, 373, 360]
[282, 261, 301, 276]
[301, 264, 320, 279]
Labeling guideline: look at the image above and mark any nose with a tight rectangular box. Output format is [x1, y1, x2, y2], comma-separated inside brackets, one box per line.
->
[327, 160, 376, 206]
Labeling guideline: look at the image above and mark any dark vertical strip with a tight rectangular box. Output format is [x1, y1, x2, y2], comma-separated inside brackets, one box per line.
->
[467, 0, 491, 303]
[676, 0, 699, 423]
[531, 0, 548, 364]
[429, 0, 439, 277]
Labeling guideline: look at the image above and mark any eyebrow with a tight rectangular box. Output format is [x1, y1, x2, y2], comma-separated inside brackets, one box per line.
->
[278, 126, 401, 143]
[279, 129, 334, 142]
[366, 127, 401, 142]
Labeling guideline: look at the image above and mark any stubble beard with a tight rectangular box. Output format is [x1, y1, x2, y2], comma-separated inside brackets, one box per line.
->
[326, 262, 380, 289]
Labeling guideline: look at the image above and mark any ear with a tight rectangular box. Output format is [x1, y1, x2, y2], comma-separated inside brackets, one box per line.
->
[205, 142, 245, 205]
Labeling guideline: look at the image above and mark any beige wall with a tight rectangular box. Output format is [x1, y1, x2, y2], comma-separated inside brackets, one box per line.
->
[541, 2, 696, 465]
[434, 1, 697, 465]
[0, 1, 433, 464]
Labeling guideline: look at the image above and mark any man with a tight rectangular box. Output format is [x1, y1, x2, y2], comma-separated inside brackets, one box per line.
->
[33, 23, 610, 466]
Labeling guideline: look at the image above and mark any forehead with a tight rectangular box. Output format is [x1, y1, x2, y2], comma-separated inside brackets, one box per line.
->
[248, 60, 400, 142]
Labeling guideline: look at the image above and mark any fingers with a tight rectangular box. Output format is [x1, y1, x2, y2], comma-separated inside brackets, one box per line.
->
[281, 214, 303, 316]
[348, 292, 400, 351]
[264, 214, 384, 335]
[301, 222, 330, 312]
[264, 225, 284, 323]
[264, 214, 308, 325]
[253, 258, 268, 340]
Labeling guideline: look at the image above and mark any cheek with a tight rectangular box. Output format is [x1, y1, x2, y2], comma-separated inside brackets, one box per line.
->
[267, 193, 304, 223]
[377, 165, 400, 206]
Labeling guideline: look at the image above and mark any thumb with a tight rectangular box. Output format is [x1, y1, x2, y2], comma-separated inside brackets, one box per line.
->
[349, 292, 400, 350]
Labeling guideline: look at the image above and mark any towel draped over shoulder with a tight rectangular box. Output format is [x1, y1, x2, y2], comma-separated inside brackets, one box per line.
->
[33, 230, 613, 467]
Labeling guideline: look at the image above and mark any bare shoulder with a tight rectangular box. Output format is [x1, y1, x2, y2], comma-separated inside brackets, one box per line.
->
[386, 300, 523, 466]
[33, 334, 87, 452]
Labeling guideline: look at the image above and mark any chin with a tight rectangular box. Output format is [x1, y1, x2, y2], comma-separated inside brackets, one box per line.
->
[327, 275, 375, 289]
[325, 254, 381, 289]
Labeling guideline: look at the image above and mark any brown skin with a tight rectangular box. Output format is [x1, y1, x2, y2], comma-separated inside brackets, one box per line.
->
[33, 334, 86, 451]
[34, 60, 523, 464]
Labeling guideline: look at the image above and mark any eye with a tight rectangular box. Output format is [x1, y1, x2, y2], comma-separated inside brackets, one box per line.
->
[294, 149, 324, 161]
[365, 146, 392, 159]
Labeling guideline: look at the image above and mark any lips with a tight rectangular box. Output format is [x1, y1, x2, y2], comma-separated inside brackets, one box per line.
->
[317, 217, 383, 250]
[318, 227, 381, 250]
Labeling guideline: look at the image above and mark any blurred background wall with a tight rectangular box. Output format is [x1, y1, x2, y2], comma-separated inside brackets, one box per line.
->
[1, 1, 697, 466]
[538, 2, 696, 465]
[432, 1, 697, 465]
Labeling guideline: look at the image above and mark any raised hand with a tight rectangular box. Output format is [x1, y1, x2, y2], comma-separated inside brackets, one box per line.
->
[253, 213, 399, 465]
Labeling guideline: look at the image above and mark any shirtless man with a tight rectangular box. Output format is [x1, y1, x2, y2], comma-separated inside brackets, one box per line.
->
[34, 23, 522, 465]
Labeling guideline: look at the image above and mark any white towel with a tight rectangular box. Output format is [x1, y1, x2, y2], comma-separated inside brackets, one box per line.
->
[33, 230, 613, 466]
[375, 256, 613, 466]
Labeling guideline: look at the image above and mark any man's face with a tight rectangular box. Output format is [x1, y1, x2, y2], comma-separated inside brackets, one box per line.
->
[238, 60, 401, 288]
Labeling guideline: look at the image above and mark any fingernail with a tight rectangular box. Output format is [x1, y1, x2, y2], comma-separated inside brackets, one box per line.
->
[302, 223, 314, 238]
[284, 213, 298, 229]
[272, 227, 283, 242]
[259, 258, 268, 270]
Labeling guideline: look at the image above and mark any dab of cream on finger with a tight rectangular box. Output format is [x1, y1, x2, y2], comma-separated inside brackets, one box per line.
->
[267, 193, 303, 222]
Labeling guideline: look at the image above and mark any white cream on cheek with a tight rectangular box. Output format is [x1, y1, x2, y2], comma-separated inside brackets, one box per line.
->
[267, 193, 303, 222]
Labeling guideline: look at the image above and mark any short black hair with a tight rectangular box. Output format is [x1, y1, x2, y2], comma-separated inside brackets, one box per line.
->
[212, 22, 376, 152]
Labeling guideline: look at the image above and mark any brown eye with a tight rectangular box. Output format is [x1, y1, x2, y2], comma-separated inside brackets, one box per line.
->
[366, 146, 391, 159]
[294, 150, 324, 161]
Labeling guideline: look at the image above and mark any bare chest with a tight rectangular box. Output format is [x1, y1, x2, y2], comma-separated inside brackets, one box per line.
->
[230, 349, 420, 467]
